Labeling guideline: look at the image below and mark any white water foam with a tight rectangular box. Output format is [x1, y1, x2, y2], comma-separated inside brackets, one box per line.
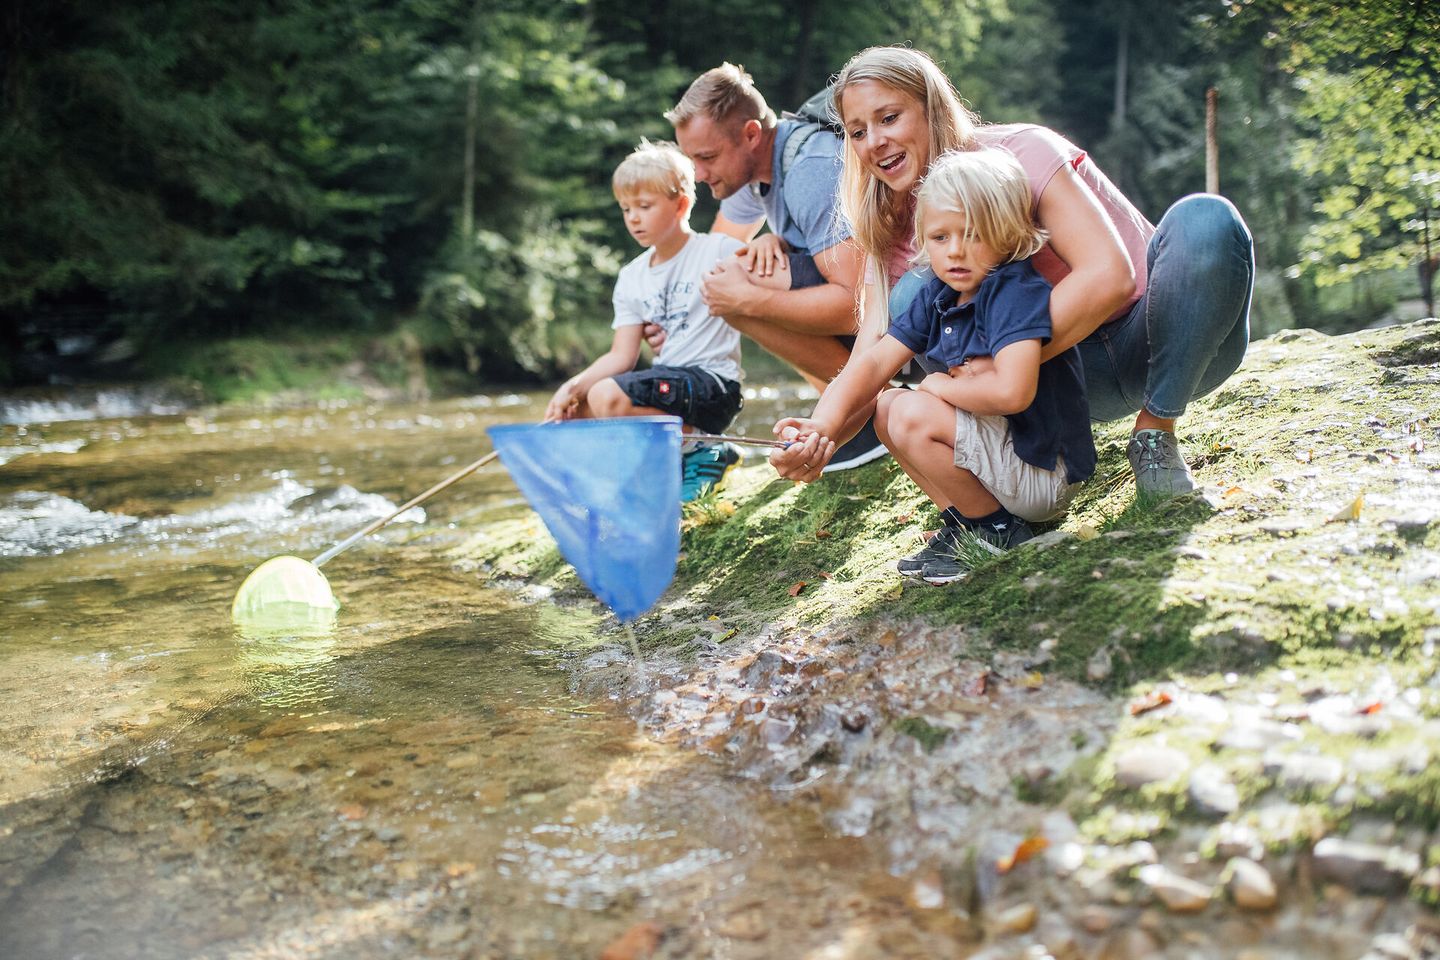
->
[0, 492, 139, 557]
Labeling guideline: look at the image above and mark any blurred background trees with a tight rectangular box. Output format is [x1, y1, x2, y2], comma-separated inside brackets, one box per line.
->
[1, 0, 1435, 393]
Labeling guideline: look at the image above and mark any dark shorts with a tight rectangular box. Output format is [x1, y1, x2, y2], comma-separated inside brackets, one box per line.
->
[612, 365, 743, 435]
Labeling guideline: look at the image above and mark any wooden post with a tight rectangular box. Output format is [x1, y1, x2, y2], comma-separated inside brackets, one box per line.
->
[1205, 86, 1219, 195]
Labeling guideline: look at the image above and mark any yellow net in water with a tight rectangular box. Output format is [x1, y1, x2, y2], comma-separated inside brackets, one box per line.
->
[232, 555, 340, 631]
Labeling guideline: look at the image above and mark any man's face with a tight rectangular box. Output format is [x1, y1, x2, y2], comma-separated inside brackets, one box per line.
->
[675, 115, 757, 201]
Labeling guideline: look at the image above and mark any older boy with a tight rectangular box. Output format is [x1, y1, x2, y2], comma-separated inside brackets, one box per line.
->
[545, 140, 764, 501]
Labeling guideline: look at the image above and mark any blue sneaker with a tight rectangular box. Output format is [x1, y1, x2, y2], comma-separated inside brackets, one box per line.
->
[681, 443, 742, 502]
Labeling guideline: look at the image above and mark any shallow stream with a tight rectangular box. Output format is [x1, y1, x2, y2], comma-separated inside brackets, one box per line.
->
[1, 388, 970, 958]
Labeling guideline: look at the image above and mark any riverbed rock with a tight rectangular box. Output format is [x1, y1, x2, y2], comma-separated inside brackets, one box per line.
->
[1312, 838, 1421, 894]
[1137, 864, 1212, 913]
[1225, 857, 1278, 911]
[1187, 763, 1240, 817]
[1114, 744, 1190, 788]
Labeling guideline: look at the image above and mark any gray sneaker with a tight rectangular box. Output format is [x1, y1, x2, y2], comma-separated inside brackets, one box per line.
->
[896, 526, 961, 578]
[1127, 429, 1195, 496]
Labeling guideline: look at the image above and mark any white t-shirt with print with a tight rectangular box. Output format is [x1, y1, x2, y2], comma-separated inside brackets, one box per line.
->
[611, 232, 745, 383]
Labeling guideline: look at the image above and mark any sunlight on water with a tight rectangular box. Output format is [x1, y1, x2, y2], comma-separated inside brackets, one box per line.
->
[0, 388, 951, 959]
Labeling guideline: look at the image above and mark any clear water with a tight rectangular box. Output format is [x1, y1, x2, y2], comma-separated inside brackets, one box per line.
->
[1, 389, 962, 958]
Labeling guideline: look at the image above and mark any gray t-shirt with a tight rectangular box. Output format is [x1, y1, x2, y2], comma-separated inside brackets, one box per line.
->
[719, 120, 851, 258]
[611, 232, 745, 383]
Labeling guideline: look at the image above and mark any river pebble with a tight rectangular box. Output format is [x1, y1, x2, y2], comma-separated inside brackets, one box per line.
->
[1137, 864, 1212, 913]
[1312, 838, 1421, 894]
[1113, 744, 1190, 788]
[1225, 856, 1278, 910]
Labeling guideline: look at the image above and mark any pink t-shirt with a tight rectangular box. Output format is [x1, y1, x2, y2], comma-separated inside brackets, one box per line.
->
[976, 123, 1154, 322]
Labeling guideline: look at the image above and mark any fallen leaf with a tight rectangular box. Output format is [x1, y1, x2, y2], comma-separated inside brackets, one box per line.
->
[997, 835, 1049, 874]
[707, 614, 720, 621]
[963, 672, 993, 697]
[1129, 690, 1173, 716]
[787, 581, 806, 597]
[1328, 494, 1364, 523]
[719, 627, 739, 642]
[1223, 485, 1246, 498]
[815, 529, 832, 539]
[337, 804, 366, 821]
[599, 920, 664, 960]
[1074, 523, 1100, 541]
[895, 513, 913, 524]
[1020, 671, 1045, 690]
[818, 571, 833, 580]
[1358, 701, 1383, 715]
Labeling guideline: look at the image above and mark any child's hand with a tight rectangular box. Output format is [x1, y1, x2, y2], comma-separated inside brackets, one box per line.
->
[770, 418, 835, 483]
[544, 381, 583, 422]
[948, 356, 996, 378]
[642, 322, 667, 353]
[738, 234, 789, 279]
[918, 372, 958, 403]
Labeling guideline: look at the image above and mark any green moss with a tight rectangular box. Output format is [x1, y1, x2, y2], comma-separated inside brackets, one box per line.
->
[895, 716, 949, 753]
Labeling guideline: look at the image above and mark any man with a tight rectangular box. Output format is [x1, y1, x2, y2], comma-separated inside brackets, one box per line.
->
[660, 63, 886, 472]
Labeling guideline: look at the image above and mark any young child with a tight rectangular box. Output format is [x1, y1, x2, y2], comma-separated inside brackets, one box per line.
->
[773, 149, 1097, 583]
[545, 140, 760, 501]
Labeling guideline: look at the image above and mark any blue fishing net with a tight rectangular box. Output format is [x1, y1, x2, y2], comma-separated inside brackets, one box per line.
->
[486, 417, 683, 623]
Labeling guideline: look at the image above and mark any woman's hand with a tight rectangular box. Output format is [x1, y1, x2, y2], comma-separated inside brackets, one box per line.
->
[769, 419, 836, 484]
[738, 234, 789, 279]
[544, 381, 583, 422]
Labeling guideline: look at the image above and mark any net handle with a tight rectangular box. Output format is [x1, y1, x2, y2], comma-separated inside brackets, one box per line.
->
[311, 450, 501, 568]
[692, 432, 790, 449]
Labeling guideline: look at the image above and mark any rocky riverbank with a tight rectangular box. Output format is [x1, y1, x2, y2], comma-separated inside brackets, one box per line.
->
[457, 319, 1440, 958]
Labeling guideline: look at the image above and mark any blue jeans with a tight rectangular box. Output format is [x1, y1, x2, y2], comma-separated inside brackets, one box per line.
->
[1079, 194, 1254, 421]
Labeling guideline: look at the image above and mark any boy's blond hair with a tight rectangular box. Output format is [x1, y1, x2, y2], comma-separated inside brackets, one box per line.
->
[913, 150, 1048, 267]
[612, 139, 697, 208]
[664, 62, 777, 132]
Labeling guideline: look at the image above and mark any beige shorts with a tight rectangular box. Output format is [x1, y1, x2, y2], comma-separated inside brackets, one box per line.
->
[953, 410, 1082, 523]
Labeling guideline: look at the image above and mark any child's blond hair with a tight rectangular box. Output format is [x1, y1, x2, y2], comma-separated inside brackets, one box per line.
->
[913, 149, 1048, 267]
[612, 140, 696, 208]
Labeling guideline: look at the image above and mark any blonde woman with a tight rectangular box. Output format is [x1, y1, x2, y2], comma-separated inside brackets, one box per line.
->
[774, 46, 1253, 497]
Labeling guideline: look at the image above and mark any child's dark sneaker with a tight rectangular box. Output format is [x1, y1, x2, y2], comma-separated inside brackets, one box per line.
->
[1127, 428, 1195, 496]
[681, 443, 742, 502]
[920, 517, 1035, 584]
[896, 526, 962, 578]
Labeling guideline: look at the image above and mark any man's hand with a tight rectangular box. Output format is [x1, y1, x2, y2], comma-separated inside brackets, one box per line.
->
[641, 322, 667, 353]
[769, 419, 835, 484]
[701, 258, 768, 319]
[738, 234, 788, 279]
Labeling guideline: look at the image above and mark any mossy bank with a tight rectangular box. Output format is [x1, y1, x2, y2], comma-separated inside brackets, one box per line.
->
[456, 320, 1440, 956]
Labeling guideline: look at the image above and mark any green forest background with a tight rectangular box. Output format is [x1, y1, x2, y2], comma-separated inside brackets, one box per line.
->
[1, 0, 1436, 399]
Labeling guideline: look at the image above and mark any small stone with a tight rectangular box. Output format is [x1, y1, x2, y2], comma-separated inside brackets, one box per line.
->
[993, 902, 1038, 934]
[1045, 841, 1085, 877]
[1096, 927, 1163, 960]
[1137, 864, 1212, 913]
[1312, 838, 1421, 894]
[1226, 857, 1277, 910]
[1087, 647, 1113, 682]
[1078, 905, 1116, 934]
[1114, 745, 1190, 788]
[1216, 720, 1298, 752]
[1263, 751, 1344, 790]
[1188, 764, 1240, 818]
[1214, 822, 1264, 861]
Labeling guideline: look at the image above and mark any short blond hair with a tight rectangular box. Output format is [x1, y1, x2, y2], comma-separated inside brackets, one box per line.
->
[612, 139, 696, 206]
[913, 150, 1047, 267]
[664, 62, 777, 132]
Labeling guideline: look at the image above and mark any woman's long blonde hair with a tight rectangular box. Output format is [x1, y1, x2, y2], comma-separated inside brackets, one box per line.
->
[832, 47, 981, 307]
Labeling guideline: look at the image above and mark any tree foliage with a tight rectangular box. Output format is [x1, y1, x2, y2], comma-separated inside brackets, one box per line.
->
[1, 0, 1434, 388]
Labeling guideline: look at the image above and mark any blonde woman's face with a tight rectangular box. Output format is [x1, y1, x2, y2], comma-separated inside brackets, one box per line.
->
[840, 80, 929, 195]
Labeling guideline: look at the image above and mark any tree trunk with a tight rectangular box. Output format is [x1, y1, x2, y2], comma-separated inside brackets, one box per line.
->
[782, 0, 819, 109]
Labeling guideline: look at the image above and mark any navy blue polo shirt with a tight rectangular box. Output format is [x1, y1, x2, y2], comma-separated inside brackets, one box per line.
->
[888, 261, 1097, 484]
